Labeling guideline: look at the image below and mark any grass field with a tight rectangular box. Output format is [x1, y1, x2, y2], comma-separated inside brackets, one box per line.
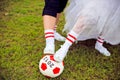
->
[0, 0, 120, 80]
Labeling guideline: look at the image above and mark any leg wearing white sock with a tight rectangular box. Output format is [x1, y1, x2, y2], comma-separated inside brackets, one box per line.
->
[54, 25, 65, 41]
[44, 29, 55, 54]
[95, 37, 111, 56]
[54, 30, 78, 62]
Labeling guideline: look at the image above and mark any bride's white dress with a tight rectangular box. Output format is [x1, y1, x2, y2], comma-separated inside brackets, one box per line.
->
[63, 0, 120, 45]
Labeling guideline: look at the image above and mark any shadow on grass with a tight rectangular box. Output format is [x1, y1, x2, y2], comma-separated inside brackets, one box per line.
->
[70, 39, 120, 79]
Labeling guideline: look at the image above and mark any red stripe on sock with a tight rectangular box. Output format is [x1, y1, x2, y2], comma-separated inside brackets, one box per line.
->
[66, 38, 74, 43]
[68, 34, 76, 40]
[97, 40, 103, 43]
[98, 37, 104, 40]
[45, 36, 54, 38]
[45, 32, 54, 35]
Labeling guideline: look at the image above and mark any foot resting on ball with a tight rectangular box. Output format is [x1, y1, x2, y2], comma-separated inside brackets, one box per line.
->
[54, 45, 69, 62]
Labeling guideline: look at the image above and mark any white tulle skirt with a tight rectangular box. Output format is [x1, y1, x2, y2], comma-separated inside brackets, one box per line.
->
[63, 0, 120, 45]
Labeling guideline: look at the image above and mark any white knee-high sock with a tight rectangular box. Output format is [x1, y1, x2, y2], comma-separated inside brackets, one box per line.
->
[95, 37, 110, 56]
[54, 30, 79, 62]
[44, 29, 55, 54]
[63, 30, 78, 49]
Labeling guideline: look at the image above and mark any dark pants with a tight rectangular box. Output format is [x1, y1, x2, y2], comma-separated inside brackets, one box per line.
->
[42, 0, 68, 17]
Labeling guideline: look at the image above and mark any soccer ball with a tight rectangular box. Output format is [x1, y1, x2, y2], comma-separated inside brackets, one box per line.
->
[39, 55, 64, 78]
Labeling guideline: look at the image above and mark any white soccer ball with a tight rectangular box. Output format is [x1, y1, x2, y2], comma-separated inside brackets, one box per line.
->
[39, 55, 64, 78]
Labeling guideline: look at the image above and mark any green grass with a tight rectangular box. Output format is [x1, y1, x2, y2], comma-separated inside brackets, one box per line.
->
[0, 0, 120, 80]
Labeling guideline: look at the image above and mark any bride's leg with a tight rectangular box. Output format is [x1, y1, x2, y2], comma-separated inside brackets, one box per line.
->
[54, 17, 85, 62]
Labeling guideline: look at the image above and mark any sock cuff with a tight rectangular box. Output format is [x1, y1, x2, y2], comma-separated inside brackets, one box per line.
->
[97, 37, 104, 43]
[66, 30, 78, 44]
[45, 29, 54, 39]
[69, 30, 78, 38]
